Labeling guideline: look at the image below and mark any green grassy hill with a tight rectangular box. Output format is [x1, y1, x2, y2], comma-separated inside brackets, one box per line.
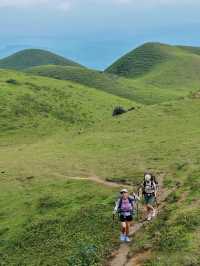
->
[0, 49, 83, 70]
[25, 43, 200, 105]
[106, 42, 172, 78]
[25, 64, 145, 102]
[0, 69, 135, 265]
[0, 69, 135, 138]
[1, 90, 200, 264]
[177, 45, 200, 56]
[25, 63, 194, 106]
[1, 42, 200, 265]
[104, 42, 200, 104]
[105, 42, 200, 86]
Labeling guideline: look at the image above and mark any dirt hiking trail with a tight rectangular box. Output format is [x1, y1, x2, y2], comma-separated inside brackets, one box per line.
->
[53, 173, 133, 188]
[108, 174, 169, 266]
[54, 172, 169, 266]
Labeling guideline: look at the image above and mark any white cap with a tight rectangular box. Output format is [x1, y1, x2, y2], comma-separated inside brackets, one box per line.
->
[120, 189, 128, 193]
[145, 174, 151, 181]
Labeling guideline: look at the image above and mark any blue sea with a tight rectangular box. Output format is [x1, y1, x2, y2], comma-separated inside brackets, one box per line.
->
[0, 36, 138, 70]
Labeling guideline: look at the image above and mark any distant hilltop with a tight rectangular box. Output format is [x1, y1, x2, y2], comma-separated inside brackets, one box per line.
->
[0, 48, 83, 70]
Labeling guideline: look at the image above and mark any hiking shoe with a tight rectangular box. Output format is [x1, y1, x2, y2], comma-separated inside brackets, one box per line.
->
[125, 236, 131, 242]
[120, 233, 125, 242]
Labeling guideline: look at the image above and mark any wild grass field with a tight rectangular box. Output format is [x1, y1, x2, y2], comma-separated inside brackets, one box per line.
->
[0, 43, 200, 265]
[0, 177, 119, 265]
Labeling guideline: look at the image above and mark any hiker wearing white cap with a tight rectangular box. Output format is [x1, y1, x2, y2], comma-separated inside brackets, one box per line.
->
[113, 188, 140, 242]
[139, 173, 158, 221]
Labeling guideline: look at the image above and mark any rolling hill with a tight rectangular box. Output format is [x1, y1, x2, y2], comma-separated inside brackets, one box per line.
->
[0, 69, 135, 265]
[0, 49, 83, 70]
[106, 42, 200, 88]
[106, 42, 172, 78]
[23, 43, 200, 105]
[24, 62, 191, 106]
[1, 42, 200, 265]
[0, 69, 134, 137]
[25, 64, 143, 101]
[1, 89, 200, 264]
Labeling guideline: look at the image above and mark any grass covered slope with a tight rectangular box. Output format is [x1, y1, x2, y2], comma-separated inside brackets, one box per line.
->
[1, 42, 200, 265]
[25, 63, 192, 106]
[26, 64, 144, 101]
[1, 89, 200, 264]
[49, 98, 200, 182]
[106, 42, 173, 78]
[0, 69, 134, 265]
[106, 42, 200, 87]
[1, 95, 200, 265]
[0, 177, 119, 266]
[23, 44, 200, 106]
[105, 42, 200, 104]
[130, 177, 200, 265]
[0, 49, 83, 70]
[0, 69, 134, 136]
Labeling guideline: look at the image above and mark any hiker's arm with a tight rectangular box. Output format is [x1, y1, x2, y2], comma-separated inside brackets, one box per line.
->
[113, 199, 120, 214]
[131, 193, 140, 201]
[137, 184, 143, 197]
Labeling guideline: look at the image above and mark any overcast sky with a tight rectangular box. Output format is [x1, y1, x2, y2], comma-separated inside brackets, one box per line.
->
[0, 0, 200, 69]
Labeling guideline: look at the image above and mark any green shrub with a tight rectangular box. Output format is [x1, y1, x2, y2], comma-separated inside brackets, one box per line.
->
[37, 196, 64, 212]
[156, 225, 189, 251]
[165, 191, 181, 203]
[6, 79, 19, 85]
[66, 243, 99, 266]
[176, 211, 200, 231]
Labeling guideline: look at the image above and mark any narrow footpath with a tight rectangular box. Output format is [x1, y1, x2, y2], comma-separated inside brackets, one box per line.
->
[54, 172, 168, 266]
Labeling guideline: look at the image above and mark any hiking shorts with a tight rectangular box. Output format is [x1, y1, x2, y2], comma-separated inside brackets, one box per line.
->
[119, 214, 133, 222]
[144, 194, 155, 206]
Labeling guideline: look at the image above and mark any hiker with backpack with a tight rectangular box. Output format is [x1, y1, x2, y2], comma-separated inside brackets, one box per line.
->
[139, 173, 158, 221]
[113, 189, 140, 242]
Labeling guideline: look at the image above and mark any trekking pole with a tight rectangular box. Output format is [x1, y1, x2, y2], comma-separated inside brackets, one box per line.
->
[137, 189, 140, 220]
[112, 213, 115, 228]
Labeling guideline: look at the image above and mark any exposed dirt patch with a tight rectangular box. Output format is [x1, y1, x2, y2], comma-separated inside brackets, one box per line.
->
[126, 249, 151, 266]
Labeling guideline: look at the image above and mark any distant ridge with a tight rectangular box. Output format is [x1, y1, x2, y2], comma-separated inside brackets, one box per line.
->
[0, 49, 83, 70]
[105, 42, 172, 78]
[2, 42, 200, 105]
[25, 42, 200, 105]
[105, 42, 200, 79]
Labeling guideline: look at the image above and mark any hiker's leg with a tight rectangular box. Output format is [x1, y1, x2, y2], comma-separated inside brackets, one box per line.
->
[120, 221, 126, 241]
[146, 204, 153, 220]
[125, 221, 130, 236]
[144, 195, 150, 217]
[121, 222, 126, 234]
[149, 196, 156, 217]
[124, 220, 132, 242]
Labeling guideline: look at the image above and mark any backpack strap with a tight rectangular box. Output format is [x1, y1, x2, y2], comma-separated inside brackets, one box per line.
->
[128, 196, 134, 206]
[118, 196, 134, 211]
[118, 197, 122, 210]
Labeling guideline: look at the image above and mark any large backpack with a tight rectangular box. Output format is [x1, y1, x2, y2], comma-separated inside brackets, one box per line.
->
[151, 174, 159, 187]
[142, 178, 157, 195]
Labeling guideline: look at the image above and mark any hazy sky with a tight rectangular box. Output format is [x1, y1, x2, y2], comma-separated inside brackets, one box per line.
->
[0, 0, 200, 69]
